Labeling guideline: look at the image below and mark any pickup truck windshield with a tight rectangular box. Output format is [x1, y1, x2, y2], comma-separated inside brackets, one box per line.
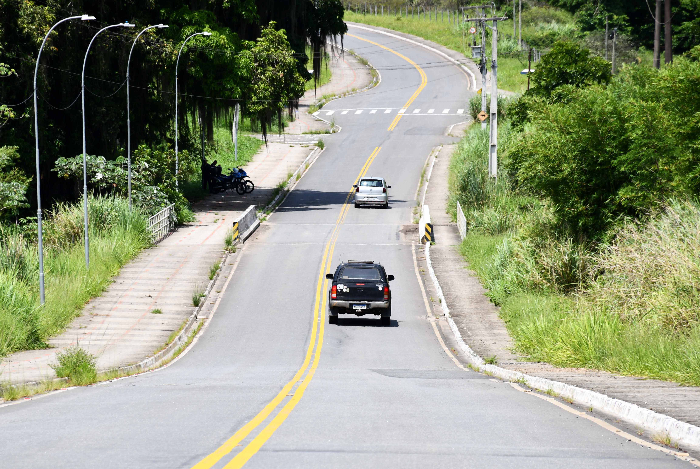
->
[339, 266, 382, 281]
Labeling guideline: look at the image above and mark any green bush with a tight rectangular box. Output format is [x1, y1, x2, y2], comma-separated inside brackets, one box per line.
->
[529, 41, 611, 98]
[51, 345, 97, 385]
[507, 56, 700, 238]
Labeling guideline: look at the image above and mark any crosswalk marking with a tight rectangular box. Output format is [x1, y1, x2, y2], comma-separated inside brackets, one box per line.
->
[319, 108, 466, 117]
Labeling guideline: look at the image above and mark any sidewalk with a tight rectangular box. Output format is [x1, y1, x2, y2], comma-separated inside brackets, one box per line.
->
[0, 143, 316, 386]
[423, 142, 700, 438]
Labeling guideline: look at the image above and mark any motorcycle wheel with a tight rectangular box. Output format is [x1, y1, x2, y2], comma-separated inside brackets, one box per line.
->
[245, 180, 255, 193]
[235, 182, 246, 195]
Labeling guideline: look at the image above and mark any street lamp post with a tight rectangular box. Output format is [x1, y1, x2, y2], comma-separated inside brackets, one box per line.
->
[127, 24, 168, 210]
[81, 22, 135, 269]
[33, 14, 95, 304]
[175, 31, 212, 190]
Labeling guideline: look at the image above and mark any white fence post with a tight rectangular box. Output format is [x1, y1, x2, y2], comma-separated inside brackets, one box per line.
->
[456, 201, 467, 240]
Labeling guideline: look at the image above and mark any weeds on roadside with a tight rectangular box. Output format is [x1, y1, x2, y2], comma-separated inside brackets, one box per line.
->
[192, 284, 205, 307]
[51, 345, 97, 386]
[209, 261, 221, 280]
[316, 139, 325, 150]
[151, 309, 162, 314]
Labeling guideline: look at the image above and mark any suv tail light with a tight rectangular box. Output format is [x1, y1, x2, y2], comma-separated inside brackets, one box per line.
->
[331, 285, 337, 299]
[383, 286, 390, 301]
[383, 187, 386, 193]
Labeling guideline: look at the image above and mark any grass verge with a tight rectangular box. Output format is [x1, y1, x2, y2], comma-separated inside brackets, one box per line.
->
[0, 196, 151, 359]
[452, 123, 700, 386]
[344, 10, 528, 93]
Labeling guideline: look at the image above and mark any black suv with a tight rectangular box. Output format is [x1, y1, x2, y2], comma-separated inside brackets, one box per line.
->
[326, 261, 394, 326]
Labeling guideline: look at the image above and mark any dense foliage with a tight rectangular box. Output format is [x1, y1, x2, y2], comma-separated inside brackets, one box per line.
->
[508, 49, 700, 238]
[449, 39, 700, 384]
[0, 0, 346, 219]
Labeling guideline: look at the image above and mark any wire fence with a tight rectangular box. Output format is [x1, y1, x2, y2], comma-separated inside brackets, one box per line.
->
[456, 201, 467, 241]
[148, 203, 176, 243]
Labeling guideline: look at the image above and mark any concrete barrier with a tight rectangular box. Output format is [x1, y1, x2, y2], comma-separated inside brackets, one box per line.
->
[232, 205, 259, 245]
[419, 205, 434, 243]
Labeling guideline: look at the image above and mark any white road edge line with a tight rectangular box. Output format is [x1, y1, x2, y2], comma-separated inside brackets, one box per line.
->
[349, 23, 477, 91]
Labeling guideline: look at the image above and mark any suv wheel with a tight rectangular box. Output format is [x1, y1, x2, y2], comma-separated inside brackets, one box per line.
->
[329, 315, 338, 324]
[381, 316, 390, 327]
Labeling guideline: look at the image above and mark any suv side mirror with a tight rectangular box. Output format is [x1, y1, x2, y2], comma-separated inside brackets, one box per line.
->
[387, 185, 391, 188]
[387, 274, 394, 281]
[326, 273, 334, 279]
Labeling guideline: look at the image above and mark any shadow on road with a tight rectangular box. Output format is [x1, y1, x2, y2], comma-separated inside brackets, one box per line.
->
[275, 188, 407, 214]
[334, 317, 399, 327]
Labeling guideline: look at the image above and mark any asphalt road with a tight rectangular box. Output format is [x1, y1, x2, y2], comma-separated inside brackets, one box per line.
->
[0, 26, 691, 469]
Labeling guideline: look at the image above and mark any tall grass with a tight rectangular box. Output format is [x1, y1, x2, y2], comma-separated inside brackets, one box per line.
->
[0, 196, 150, 358]
[453, 123, 700, 385]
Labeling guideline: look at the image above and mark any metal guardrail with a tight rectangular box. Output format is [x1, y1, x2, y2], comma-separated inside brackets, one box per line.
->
[457, 201, 467, 240]
[148, 204, 175, 243]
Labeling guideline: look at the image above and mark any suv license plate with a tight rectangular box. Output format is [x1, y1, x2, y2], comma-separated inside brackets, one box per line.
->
[352, 304, 367, 310]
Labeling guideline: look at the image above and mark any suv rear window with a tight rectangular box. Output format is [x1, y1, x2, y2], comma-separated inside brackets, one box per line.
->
[339, 266, 382, 281]
[359, 179, 383, 187]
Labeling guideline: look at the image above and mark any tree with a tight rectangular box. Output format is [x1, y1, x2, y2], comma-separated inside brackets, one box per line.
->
[239, 22, 306, 139]
[0, 146, 29, 218]
[529, 41, 611, 98]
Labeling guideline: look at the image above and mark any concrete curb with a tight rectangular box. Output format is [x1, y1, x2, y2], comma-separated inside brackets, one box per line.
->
[422, 241, 700, 452]
[348, 23, 477, 91]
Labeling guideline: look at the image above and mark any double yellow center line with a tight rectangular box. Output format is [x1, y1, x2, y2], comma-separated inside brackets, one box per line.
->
[347, 34, 428, 131]
[192, 148, 381, 469]
[193, 29, 429, 469]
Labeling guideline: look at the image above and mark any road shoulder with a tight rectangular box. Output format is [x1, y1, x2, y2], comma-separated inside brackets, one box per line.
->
[420, 133, 700, 456]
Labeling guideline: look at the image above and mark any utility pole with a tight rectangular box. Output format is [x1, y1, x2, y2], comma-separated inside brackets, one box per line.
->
[605, 16, 609, 60]
[513, 0, 516, 38]
[233, 103, 240, 163]
[654, 0, 662, 68]
[527, 48, 532, 91]
[518, 0, 522, 48]
[612, 28, 618, 74]
[481, 15, 487, 129]
[466, 14, 509, 178]
[665, 0, 672, 64]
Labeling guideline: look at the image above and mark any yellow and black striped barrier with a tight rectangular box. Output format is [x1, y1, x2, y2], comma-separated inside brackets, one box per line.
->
[232, 221, 241, 244]
[422, 222, 434, 243]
